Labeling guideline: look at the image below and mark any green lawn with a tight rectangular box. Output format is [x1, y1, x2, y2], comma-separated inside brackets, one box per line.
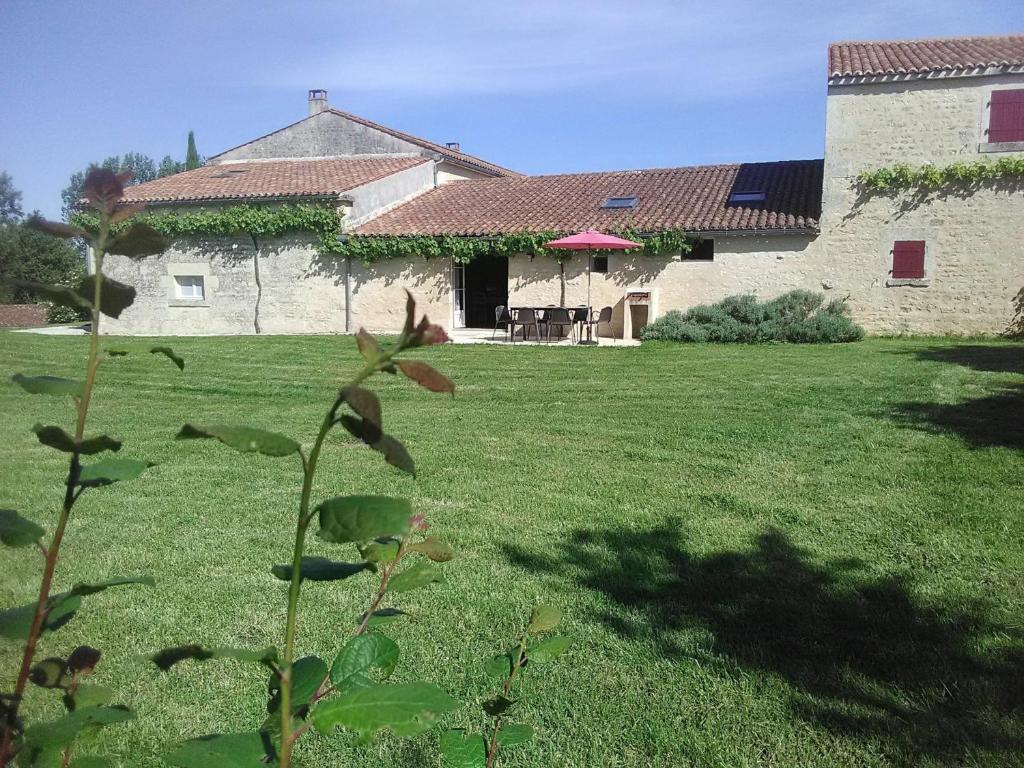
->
[1, 333, 1022, 768]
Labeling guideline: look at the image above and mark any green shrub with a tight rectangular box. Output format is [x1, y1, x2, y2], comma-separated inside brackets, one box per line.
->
[641, 290, 864, 344]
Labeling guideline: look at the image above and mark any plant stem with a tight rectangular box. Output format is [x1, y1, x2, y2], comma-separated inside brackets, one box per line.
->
[0, 245, 107, 765]
[485, 634, 528, 768]
[278, 355, 387, 767]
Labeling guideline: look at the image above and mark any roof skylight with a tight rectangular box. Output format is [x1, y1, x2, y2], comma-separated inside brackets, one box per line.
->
[729, 190, 766, 203]
[601, 196, 638, 209]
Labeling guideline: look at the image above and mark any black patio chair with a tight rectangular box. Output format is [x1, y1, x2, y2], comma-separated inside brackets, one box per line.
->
[510, 308, 540, 343]
[545, 307, 575, 343]
[492, 305, 512, 341]
[572, 307, 590, 341]
[585, 306, 613, 343]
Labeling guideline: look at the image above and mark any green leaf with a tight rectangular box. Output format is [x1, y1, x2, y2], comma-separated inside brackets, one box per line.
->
[482, 695, 515, 717]
[357, 608, 408, 628]
[330, 633, 399, 691]
[270, 557, 371, 583]
[316, 495, 412, 544]
[149, 645, 277, 672]
[358, 538, 400, 564]
[22, 705, 134, 751]
[10, 374, 84, 396]
[484, 653, 513, 679]
[527, 635, 571, 664]
[311, 682, 459, 743]
[355, 328, 380, 361]
[0, 508, 45, 547]
[66, 684, 114, 711]
[527, 605, 562, 634]
[340, 385, 381, 431]
[84, 275, 136, 319]
[29, 657, 66, 689]
[25, 216, 87, 239]
[32, 424, 121, 455]
[439, 729, 486, 768]
[409, 536, 455, 562]
[106, 222, 168, 258]
[68, 757, 115, 768]
[77, 458, 152, 488]
[387, 560, 443, 594]
[13, 280, 92, 313]
[176, 424, 300, 457]
[163, 733, 271, 768]
[268, 655, 327, 713]
[338, 415, 416, 477]
[68, 575, 156, 597]
[150, 346, 184, 370]
[396, 360, 455, 395]
[497, 723, 534, 747]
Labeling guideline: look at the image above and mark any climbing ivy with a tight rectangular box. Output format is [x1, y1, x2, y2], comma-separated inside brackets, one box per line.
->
[339, 228, 694, 265]
[73, 204, 696, 264]
[856, 156, 1024, 194]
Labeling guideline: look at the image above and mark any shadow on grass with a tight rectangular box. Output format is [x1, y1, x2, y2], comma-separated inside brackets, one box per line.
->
[890, 384, 1024, 448]
[884, 344, 1024, 448]
[503, 525, 1023, 761]
[900, 344, 1024, 375]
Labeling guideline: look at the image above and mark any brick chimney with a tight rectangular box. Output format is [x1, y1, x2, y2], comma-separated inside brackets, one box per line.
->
[308, 89, 328, 116]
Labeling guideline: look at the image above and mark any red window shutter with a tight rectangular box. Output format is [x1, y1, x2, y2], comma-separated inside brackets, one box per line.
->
[892, 240, 926, 279]
[989, 89, 1024, 143]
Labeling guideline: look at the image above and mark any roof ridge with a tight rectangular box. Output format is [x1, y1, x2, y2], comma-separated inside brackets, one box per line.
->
[491, 159, 824, 182]
[829, 32, 1024, 47]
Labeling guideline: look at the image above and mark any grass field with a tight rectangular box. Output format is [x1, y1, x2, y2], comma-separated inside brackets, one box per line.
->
[1, 332, 1022, 768]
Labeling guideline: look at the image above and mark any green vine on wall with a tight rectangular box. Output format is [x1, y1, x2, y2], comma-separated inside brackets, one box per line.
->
[73, 204, 696, 264]
[857, 156, 1024, 194]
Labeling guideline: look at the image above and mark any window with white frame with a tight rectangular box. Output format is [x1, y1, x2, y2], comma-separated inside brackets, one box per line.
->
[175, 275, 205, 300]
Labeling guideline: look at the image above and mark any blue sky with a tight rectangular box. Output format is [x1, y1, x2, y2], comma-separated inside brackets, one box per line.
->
[2, 0, 1021, 218]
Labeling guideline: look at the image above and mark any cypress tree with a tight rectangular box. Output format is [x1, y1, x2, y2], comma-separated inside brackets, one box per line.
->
[185, 131, 201, 170]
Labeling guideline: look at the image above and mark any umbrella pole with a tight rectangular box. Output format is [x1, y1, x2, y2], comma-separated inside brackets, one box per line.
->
[579, 249, 598, 345]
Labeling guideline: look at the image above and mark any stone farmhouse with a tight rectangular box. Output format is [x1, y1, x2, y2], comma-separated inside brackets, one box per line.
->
[102, 34, 1024, 337]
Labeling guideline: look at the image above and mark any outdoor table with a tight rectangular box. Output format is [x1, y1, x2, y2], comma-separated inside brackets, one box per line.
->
[509, 306, 591, 343]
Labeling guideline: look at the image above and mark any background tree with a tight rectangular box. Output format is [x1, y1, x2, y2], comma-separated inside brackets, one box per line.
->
[61, 154, 158, 221]
[158, 155, 184, 178]
[185, 131, 201, 170]
[0, 171, 24, 224]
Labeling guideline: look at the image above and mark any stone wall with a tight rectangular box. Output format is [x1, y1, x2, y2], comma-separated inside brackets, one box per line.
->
[0, 304, 48, 327]
[820, 73, 1024, 335]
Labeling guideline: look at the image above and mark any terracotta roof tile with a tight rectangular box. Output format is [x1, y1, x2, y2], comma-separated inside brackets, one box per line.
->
[121, 157, 429, 204]
[354, 160, 823, 236]
[829, 34, 1024, 78]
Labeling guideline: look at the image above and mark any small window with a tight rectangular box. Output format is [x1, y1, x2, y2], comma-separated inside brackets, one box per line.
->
[988, 89, 1024, 143]
[729, 190, 766, 203]
[682, 239, 714, 261]
[891, 241, 926, 279]
[592, 255, 609, 273]
[175, 275, 205, 300]
[601, 196, 638, 209]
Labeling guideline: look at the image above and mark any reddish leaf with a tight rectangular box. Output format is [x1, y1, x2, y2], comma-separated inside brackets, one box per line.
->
[106, 223, 168, 257]
[340, 386, 382, 439]
[81, 168, 125, 212]
[111, 202, 147, 225]
[396, 360, 454, 395]
[25, 217, 86, 239]
[355, 328, 380, 361]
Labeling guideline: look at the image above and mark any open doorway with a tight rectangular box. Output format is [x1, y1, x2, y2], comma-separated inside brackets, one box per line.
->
[462, 254, 508, 328]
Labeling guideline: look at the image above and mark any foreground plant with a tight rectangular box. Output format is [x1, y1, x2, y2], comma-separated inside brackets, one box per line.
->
[1, 169, 176, 766]
[440, 606, 570, 768]
[150, 294, 469, 766]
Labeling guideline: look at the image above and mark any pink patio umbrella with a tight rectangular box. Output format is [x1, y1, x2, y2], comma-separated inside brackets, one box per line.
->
[544, 230, 642, 343]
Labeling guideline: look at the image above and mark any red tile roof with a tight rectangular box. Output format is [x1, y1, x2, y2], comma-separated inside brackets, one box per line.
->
[354, 160, 823, 236]
[829, 34, 1024, 79]
[120, 157, 429, 204]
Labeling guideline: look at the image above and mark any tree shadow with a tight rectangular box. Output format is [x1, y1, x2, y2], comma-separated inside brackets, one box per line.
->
[897, 344, 1024, 375]
[502, 525, 1023, 761]
[889, 384, 1024, 448]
